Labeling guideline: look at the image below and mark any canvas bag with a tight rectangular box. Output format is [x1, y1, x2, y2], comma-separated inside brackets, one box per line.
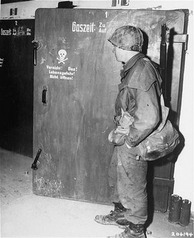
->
[137, 94, 180, 161]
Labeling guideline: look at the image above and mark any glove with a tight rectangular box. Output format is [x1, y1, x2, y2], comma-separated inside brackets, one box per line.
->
[108, 109, 134, 145]
[108, 129, 126, 145]
[119, 108, 134, 129]
[113, 109, 134, 136]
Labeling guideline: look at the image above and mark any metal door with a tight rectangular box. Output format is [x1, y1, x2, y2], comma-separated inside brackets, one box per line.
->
[32, 9, 188, 209]
[0, 19, 34, 156]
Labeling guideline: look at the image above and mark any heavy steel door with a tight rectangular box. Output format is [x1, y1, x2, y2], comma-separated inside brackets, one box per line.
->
[0, 19, 34, 156]
[33, 9, 188, 210]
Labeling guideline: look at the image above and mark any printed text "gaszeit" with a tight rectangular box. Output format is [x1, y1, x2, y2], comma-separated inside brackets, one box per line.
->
[72, 21, 95, 33]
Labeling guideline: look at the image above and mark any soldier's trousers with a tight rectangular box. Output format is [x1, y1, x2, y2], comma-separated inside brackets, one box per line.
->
[108, 144, 148, 225]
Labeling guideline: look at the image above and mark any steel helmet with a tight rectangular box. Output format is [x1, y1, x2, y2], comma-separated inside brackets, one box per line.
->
[108, 25, 144, 52]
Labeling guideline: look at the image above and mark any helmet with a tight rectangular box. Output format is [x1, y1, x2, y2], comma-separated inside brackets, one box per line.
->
[108, 25, 144, 52]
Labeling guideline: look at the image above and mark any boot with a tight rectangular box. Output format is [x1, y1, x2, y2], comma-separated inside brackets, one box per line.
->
[179, 199, 191, 226]
[107, 222, 145, 238]
[94, 202, 126, 226]
[168, 194, 182, 223]
[114, 202, 127, 213]
[116, 217, 131, 229]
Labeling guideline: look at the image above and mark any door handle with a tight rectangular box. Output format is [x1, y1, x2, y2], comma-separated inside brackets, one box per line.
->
[42, 86, 48, 105]
[31, 148, 42, 170]
[32, 40, 41, 66]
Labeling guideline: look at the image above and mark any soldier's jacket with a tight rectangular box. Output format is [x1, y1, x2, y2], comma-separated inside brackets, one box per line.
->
[114, 52, 162, 147]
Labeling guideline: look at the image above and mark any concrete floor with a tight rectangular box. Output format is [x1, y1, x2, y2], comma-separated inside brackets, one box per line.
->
[0, 148, 193, 238]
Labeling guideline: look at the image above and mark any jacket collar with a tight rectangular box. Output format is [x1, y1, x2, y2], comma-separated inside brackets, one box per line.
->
[120, 52, 145, 78]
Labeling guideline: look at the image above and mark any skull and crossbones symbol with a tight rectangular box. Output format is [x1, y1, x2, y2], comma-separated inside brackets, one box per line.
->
[57, 49, 68, 64]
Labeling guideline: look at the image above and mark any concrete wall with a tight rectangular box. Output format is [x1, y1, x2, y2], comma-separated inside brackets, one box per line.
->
[1, 0, 193, 213]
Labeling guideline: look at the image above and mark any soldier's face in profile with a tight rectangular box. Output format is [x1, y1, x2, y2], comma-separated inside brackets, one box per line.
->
[112, 46, 136, 63]
[112, 46, 123, 62]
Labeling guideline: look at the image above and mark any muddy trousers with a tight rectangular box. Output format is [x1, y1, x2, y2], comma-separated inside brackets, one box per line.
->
[108, 144, 148, 225]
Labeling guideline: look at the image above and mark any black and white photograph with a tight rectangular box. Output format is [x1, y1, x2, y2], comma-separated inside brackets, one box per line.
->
[0, 0, 193, 237]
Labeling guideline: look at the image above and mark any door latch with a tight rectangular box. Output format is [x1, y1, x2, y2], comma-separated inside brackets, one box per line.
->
[31, 148, 42, 170]
[42, 86, 48, 105]
[32, 40, 41, 66]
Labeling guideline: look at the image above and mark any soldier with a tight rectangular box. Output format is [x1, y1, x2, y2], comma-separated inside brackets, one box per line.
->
[95, 25, 162, 238]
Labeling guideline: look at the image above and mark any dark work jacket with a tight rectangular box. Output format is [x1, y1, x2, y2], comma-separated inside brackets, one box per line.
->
[115, 53, 162, 147]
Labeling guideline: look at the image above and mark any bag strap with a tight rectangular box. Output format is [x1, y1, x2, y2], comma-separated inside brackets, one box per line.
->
[160, 94, 165, 106]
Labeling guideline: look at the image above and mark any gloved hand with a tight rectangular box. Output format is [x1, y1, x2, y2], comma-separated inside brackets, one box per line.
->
[108, 129, 126, 145]
[113, 109, 134, 135]
[119, 108, 134, 129]
[108, 108, 134, 145]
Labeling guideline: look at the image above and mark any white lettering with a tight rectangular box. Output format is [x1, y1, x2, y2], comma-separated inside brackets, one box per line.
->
[68, 66, 76, 71]
[47, 65, 61, 70]
[72, 21, 95, 33]
[47, 65, 77, 81]
[60, 76, 73, 80]
[49, 70, 75, 76]
[1, 28, 12, 36]
[50, 75, 58, 79]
